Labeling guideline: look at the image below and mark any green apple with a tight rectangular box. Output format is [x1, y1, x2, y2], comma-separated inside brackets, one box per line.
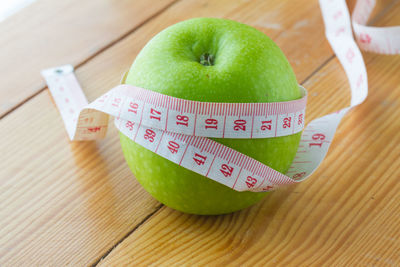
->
[120, 18, 301, 215]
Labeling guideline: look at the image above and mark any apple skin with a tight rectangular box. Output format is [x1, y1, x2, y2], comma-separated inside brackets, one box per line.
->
[120, 18, 301, 215]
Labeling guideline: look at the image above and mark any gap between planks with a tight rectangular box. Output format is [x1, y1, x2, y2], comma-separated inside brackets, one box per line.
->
[4, 0, 397, 122]
[90, 54, 337, 266]
[0, 0, 181, 121]
[89, 1, 399, 265]
[90, 204, 164, 267]
[1, 0, 396, 265]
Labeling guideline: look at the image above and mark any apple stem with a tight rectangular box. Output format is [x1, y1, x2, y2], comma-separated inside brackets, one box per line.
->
[199, 53, 214, 66]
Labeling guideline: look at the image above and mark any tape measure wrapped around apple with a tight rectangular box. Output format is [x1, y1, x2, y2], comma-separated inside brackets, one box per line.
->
[42, 0, 400, 215]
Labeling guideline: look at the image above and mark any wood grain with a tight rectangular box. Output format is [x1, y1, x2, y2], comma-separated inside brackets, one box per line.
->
[0, 93, 163, 266]
[0, 0, 324, 265]
[97, 2, 400, 267]
[0, 0, 177, 117]
[0, 0, 398, 266]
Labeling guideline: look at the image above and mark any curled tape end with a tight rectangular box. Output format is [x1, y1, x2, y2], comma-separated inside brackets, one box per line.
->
[42, 0, 399, 192]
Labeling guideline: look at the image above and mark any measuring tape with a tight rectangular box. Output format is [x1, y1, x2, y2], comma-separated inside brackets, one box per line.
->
[41, 0, 399, 192]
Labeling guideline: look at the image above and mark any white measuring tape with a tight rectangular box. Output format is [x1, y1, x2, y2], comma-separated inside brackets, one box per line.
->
[41, 0, 399, 192]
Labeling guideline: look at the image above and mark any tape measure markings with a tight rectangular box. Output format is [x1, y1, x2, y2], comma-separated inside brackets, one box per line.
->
[115, 116, 294, 191]
[41, 0, 399, 192]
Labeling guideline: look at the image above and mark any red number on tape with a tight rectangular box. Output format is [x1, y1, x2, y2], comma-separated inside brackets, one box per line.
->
[298, 114, 303, 125]
[205, 118, 218, 129]
[176, 115, 189, 127]
[112, 97, 121, 107]
[309, 133, 326, 148]
[150, 108, 161, 121]
[193, 153, 207, 165]
[144, 129, 156, 142]
[220, 164, 234, 177]
[167, 141, 180, 154]
[246, 176, 257, 188]
[88, 127, 101, 133]
[261, 120, 272, 131]
[312, 133, 325, 140]
[359, 33, 371, 44]
[293, 172, 306, 179]
[128, 102, 139, 114]
[283, 117, 291, 128]
[233, 119, 246, 131]
[125, 121, 134, 131]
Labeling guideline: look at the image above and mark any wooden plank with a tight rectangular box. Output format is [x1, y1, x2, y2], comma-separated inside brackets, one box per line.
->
[67, 0, 336, 105]
[0, 0, 308, 265]
[0, 0, 395, 265]
[0, 0, 176, 117]
[0, 0, 388, 119]
[97, 2, 400, 266]
[0, 92, 162, 266]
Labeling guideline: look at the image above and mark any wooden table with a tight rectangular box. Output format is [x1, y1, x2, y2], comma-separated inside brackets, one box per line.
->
[1, 0, 399, 265]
